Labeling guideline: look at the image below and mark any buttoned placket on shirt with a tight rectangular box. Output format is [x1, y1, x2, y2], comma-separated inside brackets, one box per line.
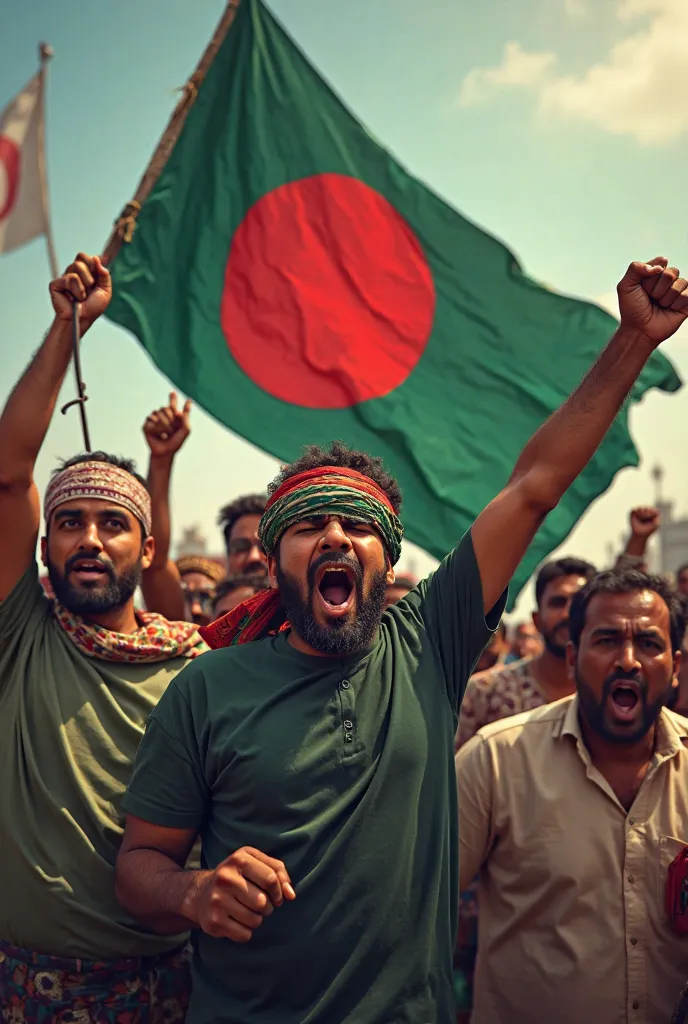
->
[563, 708, 685, 1022]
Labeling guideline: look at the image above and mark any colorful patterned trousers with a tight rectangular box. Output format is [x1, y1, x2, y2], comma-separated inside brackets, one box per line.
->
[0, 941, 191, 1023]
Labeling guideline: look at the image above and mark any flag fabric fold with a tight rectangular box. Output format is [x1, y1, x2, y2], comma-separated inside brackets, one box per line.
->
[0, 72, 47, 256]
[106, 0, 681, 604]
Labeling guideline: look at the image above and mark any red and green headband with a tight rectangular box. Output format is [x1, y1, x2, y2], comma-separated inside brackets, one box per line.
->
[259, 466, 404, 565]
[199, 466, 404, 650]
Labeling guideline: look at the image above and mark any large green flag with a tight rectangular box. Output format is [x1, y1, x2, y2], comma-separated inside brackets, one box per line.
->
[106, 0, 680, 603]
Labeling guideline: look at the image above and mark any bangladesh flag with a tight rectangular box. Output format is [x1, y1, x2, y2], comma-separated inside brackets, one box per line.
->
[106, 0, 680, 603]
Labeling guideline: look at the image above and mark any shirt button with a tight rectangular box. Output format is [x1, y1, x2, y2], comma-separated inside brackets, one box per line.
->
[343, 719, 353, 729]
[341, 680, 350, 689]
[628, 875, 635, 884]
[630, 937, 638, 946]
[629, 817, 635, 826]
[345, 733, 353, 743]
[632, 1001, 640, 1010]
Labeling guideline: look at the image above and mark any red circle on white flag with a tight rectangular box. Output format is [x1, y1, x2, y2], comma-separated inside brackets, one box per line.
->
[0, 135, 20, 222]
[221, 174, 435, 409]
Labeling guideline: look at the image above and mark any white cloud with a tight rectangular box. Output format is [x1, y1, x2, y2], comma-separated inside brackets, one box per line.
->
[458, 42, 555, 107]
[458, 0, 688, 145]
[564, 0, 587, 16]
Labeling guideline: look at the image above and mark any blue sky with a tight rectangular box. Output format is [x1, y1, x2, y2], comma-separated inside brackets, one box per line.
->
[1, 0, 686, 615]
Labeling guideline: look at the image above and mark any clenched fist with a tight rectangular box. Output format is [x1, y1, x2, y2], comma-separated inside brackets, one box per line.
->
[143, 392, 192, 459]
[49, 252, 112, 329]
[618, 257, 688, 346]
[185, 846, 296, 943]
[629, 506, 660, 540]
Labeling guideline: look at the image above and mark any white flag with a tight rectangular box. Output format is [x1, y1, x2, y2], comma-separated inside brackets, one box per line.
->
[0, 73, 48, 256]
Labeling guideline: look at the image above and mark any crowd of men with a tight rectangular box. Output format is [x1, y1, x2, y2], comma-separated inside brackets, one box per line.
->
[2, 249, 688, 1024]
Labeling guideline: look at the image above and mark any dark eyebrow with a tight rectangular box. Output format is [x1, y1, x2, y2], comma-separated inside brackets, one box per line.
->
[53, 508, 84, 521]
[591, 625, 665, 641]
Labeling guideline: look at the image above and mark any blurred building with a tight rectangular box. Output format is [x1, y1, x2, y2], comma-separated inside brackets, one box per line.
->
[653, 466, 687, 576]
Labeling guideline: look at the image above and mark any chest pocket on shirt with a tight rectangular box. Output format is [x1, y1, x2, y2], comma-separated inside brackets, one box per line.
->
[657, 835, 688, 911]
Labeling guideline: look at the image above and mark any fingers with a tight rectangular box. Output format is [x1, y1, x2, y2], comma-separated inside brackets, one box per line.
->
[243, 847, 296, 901]
[223, 848, 294, 906]
[183, 398, 192, 419]
[619, 259, 665, 293]
[644, 265, 680, 302]
[169, 391, 178, 412]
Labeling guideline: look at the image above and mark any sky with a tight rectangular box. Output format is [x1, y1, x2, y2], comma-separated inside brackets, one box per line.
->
[1, 0, 687, 618]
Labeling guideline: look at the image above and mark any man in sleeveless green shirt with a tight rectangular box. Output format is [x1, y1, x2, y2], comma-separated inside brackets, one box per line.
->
[117, 260, 688, 1022]
[0, 254, 206, 1020]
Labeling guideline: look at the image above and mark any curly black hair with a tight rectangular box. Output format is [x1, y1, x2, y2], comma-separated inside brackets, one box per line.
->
[53, 451, 148, 491]
[268, 441, 403, 514]
[217, 493, 267, 549]
[569, 569, 686, 653]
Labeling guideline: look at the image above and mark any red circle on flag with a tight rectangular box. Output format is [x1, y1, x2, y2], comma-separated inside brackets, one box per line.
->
[0, 135, 20, 222]
[221, 174, 435, 408]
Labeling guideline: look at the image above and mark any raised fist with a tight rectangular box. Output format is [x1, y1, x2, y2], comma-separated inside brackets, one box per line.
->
[618, 257, 688, 346]
[49, 253, 112, 328]
[143, 392, 192, 459]
[629, 506, 660, 540]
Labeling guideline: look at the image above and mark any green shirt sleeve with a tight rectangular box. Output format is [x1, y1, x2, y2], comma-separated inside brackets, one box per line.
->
[0, 561, 50, 699]
[122, 674, 210, 830]
[406, 530, 507, 708]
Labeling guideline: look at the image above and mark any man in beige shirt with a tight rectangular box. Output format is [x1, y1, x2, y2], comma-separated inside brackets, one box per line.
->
[456, 568, 688, 1024]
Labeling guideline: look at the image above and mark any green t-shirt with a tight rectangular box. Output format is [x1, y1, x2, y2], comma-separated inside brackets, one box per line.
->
[123, 531, 503, 1024]
[0, 563, 192, 959]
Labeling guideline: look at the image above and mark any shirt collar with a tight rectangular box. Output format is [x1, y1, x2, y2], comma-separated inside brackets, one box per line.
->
[557, 694, 688, 762]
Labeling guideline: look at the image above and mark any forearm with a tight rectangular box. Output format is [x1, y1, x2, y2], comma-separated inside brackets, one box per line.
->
[116, 848, 208, 934]
[512, 326, 655, 508]
[147, 454, 174, 569]
[0, 318, 76, 483]
[623, 533, 648, 559]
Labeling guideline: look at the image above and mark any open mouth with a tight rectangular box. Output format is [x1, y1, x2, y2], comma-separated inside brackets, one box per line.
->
[609, 680, 641, 720]
[315, 564, 355, 617]
[70, 559, 109, 582]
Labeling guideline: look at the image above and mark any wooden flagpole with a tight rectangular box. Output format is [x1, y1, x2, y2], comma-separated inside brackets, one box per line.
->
[102, 0, 242, 267]
[38, 41, 93, 451]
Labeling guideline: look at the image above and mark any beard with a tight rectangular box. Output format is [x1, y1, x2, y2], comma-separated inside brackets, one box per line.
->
[541, 621, 569, 659]
[48, 553, 142, 616]
[575, 664, 672, 745]
[277, 552, 388, 656]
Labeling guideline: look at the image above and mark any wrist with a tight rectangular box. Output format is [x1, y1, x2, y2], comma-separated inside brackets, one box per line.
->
[149, 452, 175, 470]
[616, 322, 657, 351]
[180, 869, 211, 926]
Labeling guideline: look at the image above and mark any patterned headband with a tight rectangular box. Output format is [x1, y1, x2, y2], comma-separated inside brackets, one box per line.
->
[44, 462, 152, 536]
[259, 466, 404, 565]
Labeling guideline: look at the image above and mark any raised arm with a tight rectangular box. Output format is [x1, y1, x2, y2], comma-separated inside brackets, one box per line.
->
[0, 255, 111, 601]
[472, 258, 688, 612]
[615, 506, 659, 570]
[140, 393, 192, 620]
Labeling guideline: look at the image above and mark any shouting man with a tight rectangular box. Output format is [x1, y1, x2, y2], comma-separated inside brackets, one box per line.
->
[115, 257, 688, 1024]
[0, 255, 207, 1019]
[455, 569, 688, 1023]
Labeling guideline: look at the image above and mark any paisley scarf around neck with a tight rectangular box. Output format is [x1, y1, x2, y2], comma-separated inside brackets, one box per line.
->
[53, 602, 208, 663]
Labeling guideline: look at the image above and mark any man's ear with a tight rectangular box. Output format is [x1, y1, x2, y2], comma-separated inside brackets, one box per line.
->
[566, 641, 576, 683]
[141, 535, 155, 572]
[672, 648, 682, 693]
[40, 536, 48, 568]
[386, 557, 396, 587]
[267, 553, 279, 590]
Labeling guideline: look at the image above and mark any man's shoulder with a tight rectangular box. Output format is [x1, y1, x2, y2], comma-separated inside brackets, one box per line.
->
[470, 657, 536, 694]
[475, 695, 573, 745]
